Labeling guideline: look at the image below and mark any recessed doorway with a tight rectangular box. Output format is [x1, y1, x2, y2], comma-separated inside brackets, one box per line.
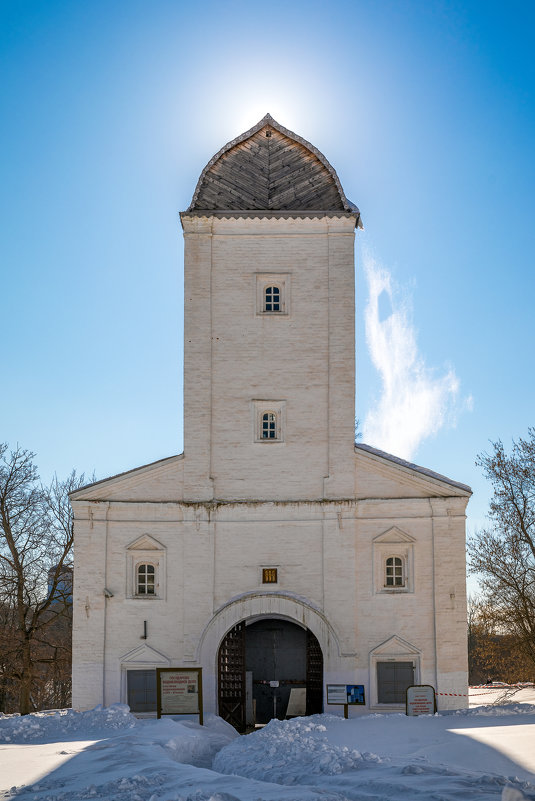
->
[218, 617, 323, 732]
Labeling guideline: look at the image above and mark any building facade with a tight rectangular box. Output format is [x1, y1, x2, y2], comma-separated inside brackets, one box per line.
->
[71, 115, 470, 727]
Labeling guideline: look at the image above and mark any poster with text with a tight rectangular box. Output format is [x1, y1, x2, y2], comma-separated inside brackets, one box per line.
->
[157, 668, 203, 720]
[406, 685, 436, 716]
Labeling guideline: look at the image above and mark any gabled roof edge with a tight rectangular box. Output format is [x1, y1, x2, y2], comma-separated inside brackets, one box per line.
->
[355, 442, 472, 495]
[69, 453, 184, 500]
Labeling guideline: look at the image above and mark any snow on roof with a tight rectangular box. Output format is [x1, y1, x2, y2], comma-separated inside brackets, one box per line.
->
[355, 442, 472, 494]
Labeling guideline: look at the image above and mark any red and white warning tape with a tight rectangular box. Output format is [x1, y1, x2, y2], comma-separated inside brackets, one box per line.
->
[470, 683, 534, 689]
[437, 683, 534, 698]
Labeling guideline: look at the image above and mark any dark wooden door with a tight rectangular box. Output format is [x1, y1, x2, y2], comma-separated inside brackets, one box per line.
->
[127, 669, 157, 713]
[377, 661, 414, 704]
[218, 621, 246, 732]
[306, 629, 323, 715]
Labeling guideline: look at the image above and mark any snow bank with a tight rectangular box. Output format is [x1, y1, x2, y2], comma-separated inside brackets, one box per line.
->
[213, 715, 382, 784]
[2, 706, 535, 801]
[455, 704, 535, 716]
[160, 715, 239, 768]
[0, 704, 136, 744]
[0, 704, 137, 743]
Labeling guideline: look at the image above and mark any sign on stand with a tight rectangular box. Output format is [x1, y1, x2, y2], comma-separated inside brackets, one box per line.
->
[327, 684, 365, 718]
[156, 667, 203, 723]
[406, 685, 436, 716]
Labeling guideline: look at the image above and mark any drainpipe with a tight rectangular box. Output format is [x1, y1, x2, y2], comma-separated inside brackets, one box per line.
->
[102, 502, 110, 706]
[429, 499, 439, 693]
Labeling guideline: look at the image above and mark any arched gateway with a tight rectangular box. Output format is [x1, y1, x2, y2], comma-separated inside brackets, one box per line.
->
[197, 592, 338, 730]
[218, 618, 323, 732]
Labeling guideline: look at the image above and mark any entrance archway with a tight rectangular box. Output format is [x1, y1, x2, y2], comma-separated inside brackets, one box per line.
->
[218, 617, 323, 732]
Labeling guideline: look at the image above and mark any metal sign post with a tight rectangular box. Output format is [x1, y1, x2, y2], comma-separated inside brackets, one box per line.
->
[156, 667, 203, 723]
[269, 680, 279, 719]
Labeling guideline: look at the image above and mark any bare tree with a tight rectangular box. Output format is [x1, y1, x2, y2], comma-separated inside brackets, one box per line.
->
[467, 595, 534, 684]
[468, 429, 535, 674]
[0, 443, 87, 713]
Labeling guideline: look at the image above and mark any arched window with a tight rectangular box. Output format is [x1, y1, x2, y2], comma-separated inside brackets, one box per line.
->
[264, 285, 281, 312]
[262, 411, 277, 439]
[137, 563, 156, 595]
[385, 557, 404, 587]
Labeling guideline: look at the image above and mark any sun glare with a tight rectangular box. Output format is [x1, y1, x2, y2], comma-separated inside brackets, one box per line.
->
[218, 86, 311, 142]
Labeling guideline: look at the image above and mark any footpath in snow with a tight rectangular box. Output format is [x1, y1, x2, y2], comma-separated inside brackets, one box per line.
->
[1, 691, 535, 801]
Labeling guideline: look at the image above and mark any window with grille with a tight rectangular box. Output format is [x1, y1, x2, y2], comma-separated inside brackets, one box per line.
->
[137, 563, 156, 595]
[264, 285, 281, 312]
[262, 412, 277, 439]
[385, 557, 404, 587]
[262, 568, 278, 584]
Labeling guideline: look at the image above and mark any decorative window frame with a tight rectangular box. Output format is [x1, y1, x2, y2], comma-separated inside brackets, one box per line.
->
[120, 643, 170, 713]
[255, 273, 291, 316]
[126, 534, 166, 600]
[373, 527, 415, 594]
[369, 635, 421, 710]
[252, 400, 286, 444]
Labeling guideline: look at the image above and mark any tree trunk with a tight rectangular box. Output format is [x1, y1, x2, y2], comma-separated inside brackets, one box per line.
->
[19, 636, 32, 715]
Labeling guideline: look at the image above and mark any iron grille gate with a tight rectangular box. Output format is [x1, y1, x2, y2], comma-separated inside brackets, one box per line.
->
[218, 621, 324, 730]
[306, 629, 323, 715]
[218, 621, 246, 732]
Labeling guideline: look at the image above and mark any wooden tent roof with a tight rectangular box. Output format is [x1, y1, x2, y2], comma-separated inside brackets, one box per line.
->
[186, 114, 361, 224]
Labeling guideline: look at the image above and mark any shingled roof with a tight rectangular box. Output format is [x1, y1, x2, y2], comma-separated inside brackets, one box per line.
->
[186, 114, 361, 224]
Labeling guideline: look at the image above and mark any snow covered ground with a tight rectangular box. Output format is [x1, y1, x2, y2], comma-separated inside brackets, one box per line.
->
[1, 690, 535, 801]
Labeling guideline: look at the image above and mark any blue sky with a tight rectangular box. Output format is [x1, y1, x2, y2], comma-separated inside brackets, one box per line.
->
[1, 0, 534, 569]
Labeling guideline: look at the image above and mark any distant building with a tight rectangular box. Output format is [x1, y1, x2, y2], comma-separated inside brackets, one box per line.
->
[71, 115, 471, 727]
[47, 564, 73, 606]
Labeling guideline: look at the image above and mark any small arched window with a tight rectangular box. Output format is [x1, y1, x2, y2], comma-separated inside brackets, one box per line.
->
[262, 412, 277, 439]
[264, 285, 281, 312]
[385, 556, 404, 587]
[137, 563, 156, 595]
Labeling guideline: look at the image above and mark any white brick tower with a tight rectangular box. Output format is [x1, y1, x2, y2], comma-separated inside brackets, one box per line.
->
[181, 114, 362, 502]
[70, 115, 470, 724]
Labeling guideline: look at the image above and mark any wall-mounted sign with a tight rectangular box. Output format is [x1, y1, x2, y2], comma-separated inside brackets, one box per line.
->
[406, 685, 436, 716]
[327, 684, 365, 706]
[156, 667, 203, 723]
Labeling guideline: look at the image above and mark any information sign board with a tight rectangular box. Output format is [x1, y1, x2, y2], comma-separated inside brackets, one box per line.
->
[406, 684, 436, 716]
[327, 684, 365, 705]
[156, 667, 203, 723]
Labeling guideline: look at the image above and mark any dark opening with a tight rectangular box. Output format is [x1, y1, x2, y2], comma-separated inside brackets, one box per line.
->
[262, 412, 277, 439]
[265, 286, 280, 312]
[218, 618, 323, 731]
